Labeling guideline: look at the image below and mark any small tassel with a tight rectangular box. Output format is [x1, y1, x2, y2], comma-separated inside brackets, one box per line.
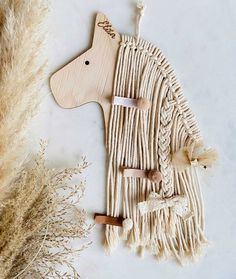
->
[197, 149, 218, 168]
[172, 140, 218, 170]
[122, 218, 133, 240]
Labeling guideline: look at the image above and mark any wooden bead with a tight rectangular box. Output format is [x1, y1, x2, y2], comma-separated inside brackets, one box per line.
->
[147, 170, 162, 183]
[136, 97, 151, 111]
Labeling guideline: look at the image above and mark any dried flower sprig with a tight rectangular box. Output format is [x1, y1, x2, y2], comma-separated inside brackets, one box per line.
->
[0, 142, 92, 279]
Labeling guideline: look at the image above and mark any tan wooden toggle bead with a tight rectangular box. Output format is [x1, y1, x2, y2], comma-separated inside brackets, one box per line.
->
[146, 170, 162, 184]
[136, 97, 151, 111]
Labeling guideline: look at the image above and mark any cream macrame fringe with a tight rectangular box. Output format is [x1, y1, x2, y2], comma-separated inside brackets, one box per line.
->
[104, 34, 207, 264]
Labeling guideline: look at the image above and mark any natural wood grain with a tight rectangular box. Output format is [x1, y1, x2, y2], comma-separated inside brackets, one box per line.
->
[94, 213, 124, 226]
[50, 13, 121, 143]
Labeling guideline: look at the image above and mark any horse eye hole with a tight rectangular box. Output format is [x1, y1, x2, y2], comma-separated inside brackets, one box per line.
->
[85, 60, 90, 65]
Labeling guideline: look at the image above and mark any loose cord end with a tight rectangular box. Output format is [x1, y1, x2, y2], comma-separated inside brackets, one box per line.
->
[135, 1, 146, 40]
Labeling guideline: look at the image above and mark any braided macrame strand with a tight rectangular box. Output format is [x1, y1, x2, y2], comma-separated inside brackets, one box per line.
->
[105, 34, 206, 264]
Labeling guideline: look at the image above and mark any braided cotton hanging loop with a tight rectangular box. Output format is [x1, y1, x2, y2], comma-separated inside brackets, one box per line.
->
[104, 34, 208, 263]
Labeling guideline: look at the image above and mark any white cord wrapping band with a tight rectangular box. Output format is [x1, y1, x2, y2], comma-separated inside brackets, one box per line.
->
[112, 96, 137, 108]
[112, 96, 151, 111]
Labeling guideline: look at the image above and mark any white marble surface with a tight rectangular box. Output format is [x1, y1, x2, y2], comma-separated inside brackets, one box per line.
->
[35, 0, 236, 278]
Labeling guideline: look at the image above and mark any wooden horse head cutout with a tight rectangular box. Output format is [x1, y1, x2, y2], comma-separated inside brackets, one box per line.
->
[50, 13, 121, 141]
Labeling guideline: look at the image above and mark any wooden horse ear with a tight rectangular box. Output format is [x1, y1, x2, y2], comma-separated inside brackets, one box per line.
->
[50, 12, 121, 146]
[92, 13, 120, 46]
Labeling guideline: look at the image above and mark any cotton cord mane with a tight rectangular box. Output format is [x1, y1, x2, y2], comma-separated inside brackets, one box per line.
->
[105, 34, 207, 263]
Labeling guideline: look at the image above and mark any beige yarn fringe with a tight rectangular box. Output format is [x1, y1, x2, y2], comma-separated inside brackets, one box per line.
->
[104, 34, 207, 264]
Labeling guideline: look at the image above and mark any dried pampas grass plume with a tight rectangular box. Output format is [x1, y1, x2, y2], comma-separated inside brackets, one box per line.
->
[0, 141, 92, 279]
[172, 140, 218, 170]
[0, 1, 93, 278]
[0, 0, 48, 200]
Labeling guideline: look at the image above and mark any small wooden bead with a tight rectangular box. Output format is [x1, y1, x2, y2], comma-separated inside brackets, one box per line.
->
[122, 218, 133, 230]
[147, 170, 162, 183]
[136, 97, 151, 111]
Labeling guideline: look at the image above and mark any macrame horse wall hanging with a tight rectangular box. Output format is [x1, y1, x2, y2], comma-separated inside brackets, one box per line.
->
[50, 7, 217, 264]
